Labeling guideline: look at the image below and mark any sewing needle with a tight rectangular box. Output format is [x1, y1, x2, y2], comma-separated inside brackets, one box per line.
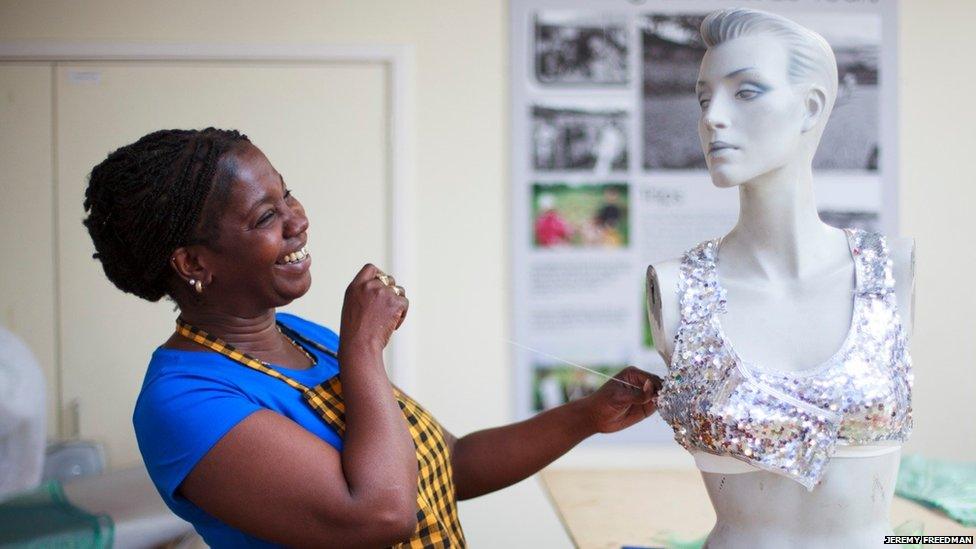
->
[505, 339, 643, 390]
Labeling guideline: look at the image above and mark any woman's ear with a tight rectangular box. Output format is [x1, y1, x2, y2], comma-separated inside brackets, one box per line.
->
[171, 246, 212, 286]
[801, 85, 827, 133]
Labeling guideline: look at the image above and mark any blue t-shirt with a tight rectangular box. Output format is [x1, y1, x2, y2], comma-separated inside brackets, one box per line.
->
[133, 312, 342, 548]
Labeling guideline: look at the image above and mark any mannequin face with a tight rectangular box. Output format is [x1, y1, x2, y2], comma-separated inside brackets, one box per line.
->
[696, 35, 807, 188]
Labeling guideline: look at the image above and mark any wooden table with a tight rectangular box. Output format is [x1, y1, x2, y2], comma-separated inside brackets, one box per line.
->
[540, 469, 975, 549]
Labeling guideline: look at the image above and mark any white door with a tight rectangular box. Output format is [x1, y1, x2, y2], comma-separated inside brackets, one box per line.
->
[56, 61, 389, 467]
[0, 64, 57, 437]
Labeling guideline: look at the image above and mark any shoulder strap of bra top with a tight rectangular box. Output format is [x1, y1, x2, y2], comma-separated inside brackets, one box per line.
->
[677, 238, 727, 325]
[847, 228, 895, 297]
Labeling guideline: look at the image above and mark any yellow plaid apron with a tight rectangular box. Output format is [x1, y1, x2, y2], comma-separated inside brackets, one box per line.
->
[176, 319, 466, 548]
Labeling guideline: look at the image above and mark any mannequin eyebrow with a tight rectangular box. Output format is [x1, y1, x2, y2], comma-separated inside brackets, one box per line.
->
[696, 66, 759, 92]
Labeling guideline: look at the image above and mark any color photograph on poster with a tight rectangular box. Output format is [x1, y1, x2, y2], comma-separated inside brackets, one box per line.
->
[532, 363, 622, 412]
[532, 183, 629, 249]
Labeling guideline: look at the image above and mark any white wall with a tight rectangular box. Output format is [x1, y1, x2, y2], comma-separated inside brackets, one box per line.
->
[1, 0, 974, 547]
[898, 0, 976, 462]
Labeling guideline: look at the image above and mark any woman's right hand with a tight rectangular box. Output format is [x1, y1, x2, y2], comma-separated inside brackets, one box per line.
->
[340, 264, 409, 354]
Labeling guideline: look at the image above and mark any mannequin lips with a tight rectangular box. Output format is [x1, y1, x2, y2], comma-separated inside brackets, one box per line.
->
[708, 141, 737, 154]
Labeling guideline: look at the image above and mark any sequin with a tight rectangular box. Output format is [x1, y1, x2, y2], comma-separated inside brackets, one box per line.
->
[656, 228, 913, 491]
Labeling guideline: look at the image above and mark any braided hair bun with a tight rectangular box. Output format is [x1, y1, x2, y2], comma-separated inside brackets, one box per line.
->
[83, 128, 250, 301]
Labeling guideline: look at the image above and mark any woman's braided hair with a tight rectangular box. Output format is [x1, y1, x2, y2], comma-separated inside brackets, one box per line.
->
[83, 128, 250, 302]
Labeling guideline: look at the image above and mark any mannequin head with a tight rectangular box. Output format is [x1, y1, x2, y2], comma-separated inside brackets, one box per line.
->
[696, 8, 838, 187]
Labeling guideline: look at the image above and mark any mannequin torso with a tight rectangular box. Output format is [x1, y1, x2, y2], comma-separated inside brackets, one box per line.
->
[646, 11, 915, 546]
[699, 450, 901, 548]
[647, 233, 914, 548]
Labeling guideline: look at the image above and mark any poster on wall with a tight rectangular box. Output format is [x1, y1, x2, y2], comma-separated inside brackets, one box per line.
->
[510, 0, 899, 443]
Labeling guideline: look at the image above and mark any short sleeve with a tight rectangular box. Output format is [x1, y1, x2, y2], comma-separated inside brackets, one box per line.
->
[133, 370, 262, 502]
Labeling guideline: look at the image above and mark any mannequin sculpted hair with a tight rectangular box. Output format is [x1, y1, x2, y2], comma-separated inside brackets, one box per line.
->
[700, 8, 839, 135]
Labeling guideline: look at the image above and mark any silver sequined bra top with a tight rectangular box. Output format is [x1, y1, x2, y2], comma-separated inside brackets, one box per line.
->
[657, 229, 913, 490]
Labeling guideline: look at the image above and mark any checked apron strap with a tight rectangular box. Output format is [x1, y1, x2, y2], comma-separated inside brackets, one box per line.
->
[175, 319, 466, 548]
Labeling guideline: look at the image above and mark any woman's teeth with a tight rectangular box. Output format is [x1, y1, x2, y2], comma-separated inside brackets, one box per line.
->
[281, 246, 308, 265]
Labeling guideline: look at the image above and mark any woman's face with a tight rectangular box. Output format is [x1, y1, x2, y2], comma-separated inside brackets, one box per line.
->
[696, 34, 806, 188]
[196, 143, 312, 312]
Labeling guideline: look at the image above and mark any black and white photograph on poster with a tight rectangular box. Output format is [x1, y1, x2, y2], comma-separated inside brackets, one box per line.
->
[532, 182, 629, 249]
[814, 175, 882, 233]
[532, 106, 628, 172]
[641, 12, 881, 172]
[534, 11, 629, 85]
[641, 13, 708, 170]
[819, 210, 880, 232]
[805, 13, 882, 171]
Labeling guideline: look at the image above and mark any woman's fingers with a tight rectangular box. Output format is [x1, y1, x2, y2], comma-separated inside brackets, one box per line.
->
[341, 264, 410, 347]
[353, 263, 380, 285]
[614, 367, 662, 404]
[395, 301, 409, 330]
[642, 398, 657, 418]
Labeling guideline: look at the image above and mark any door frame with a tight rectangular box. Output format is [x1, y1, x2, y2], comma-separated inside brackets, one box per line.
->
[0, 43, 419, 436]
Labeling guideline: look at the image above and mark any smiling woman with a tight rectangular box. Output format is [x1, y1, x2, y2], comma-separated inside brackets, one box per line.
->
[169, 142, 315, 316]
[82, 128, 662, 548]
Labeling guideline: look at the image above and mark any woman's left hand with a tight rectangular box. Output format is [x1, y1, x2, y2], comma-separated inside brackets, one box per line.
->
[446, 366, 663, 501]
[579, 366, 663, 434]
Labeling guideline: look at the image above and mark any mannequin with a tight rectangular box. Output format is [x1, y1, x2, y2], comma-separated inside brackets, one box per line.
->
[646, 9, 914, 548]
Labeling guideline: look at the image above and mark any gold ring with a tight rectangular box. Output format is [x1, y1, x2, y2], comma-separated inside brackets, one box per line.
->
[392, 285, 404, 297]
[376, 274, 392, 286]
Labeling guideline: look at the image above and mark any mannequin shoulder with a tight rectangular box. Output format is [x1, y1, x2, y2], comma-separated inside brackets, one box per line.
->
[646, 258, 683, 292]
[646, 258, 683, 314]
[646, 258, 683, 362]
[887, 236, 916, 280]
[886, 235, 916, 300]
[886, 235, 916, 335]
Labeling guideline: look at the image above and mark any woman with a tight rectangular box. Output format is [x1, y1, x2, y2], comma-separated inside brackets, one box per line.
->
[83, 128, 661, 548]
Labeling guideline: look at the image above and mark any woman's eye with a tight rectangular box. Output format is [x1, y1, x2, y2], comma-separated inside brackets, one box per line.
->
[736, 89, 761, 100]
[258, 210, 275, 225]
[699, 98, 710, 109]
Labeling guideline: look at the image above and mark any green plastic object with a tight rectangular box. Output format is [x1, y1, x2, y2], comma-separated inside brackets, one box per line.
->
[897, 453, 976, 527]
[0, 481, 113, 548]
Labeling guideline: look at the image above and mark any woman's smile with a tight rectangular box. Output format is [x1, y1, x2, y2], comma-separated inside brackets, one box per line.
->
[273, 245, 312, 274]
